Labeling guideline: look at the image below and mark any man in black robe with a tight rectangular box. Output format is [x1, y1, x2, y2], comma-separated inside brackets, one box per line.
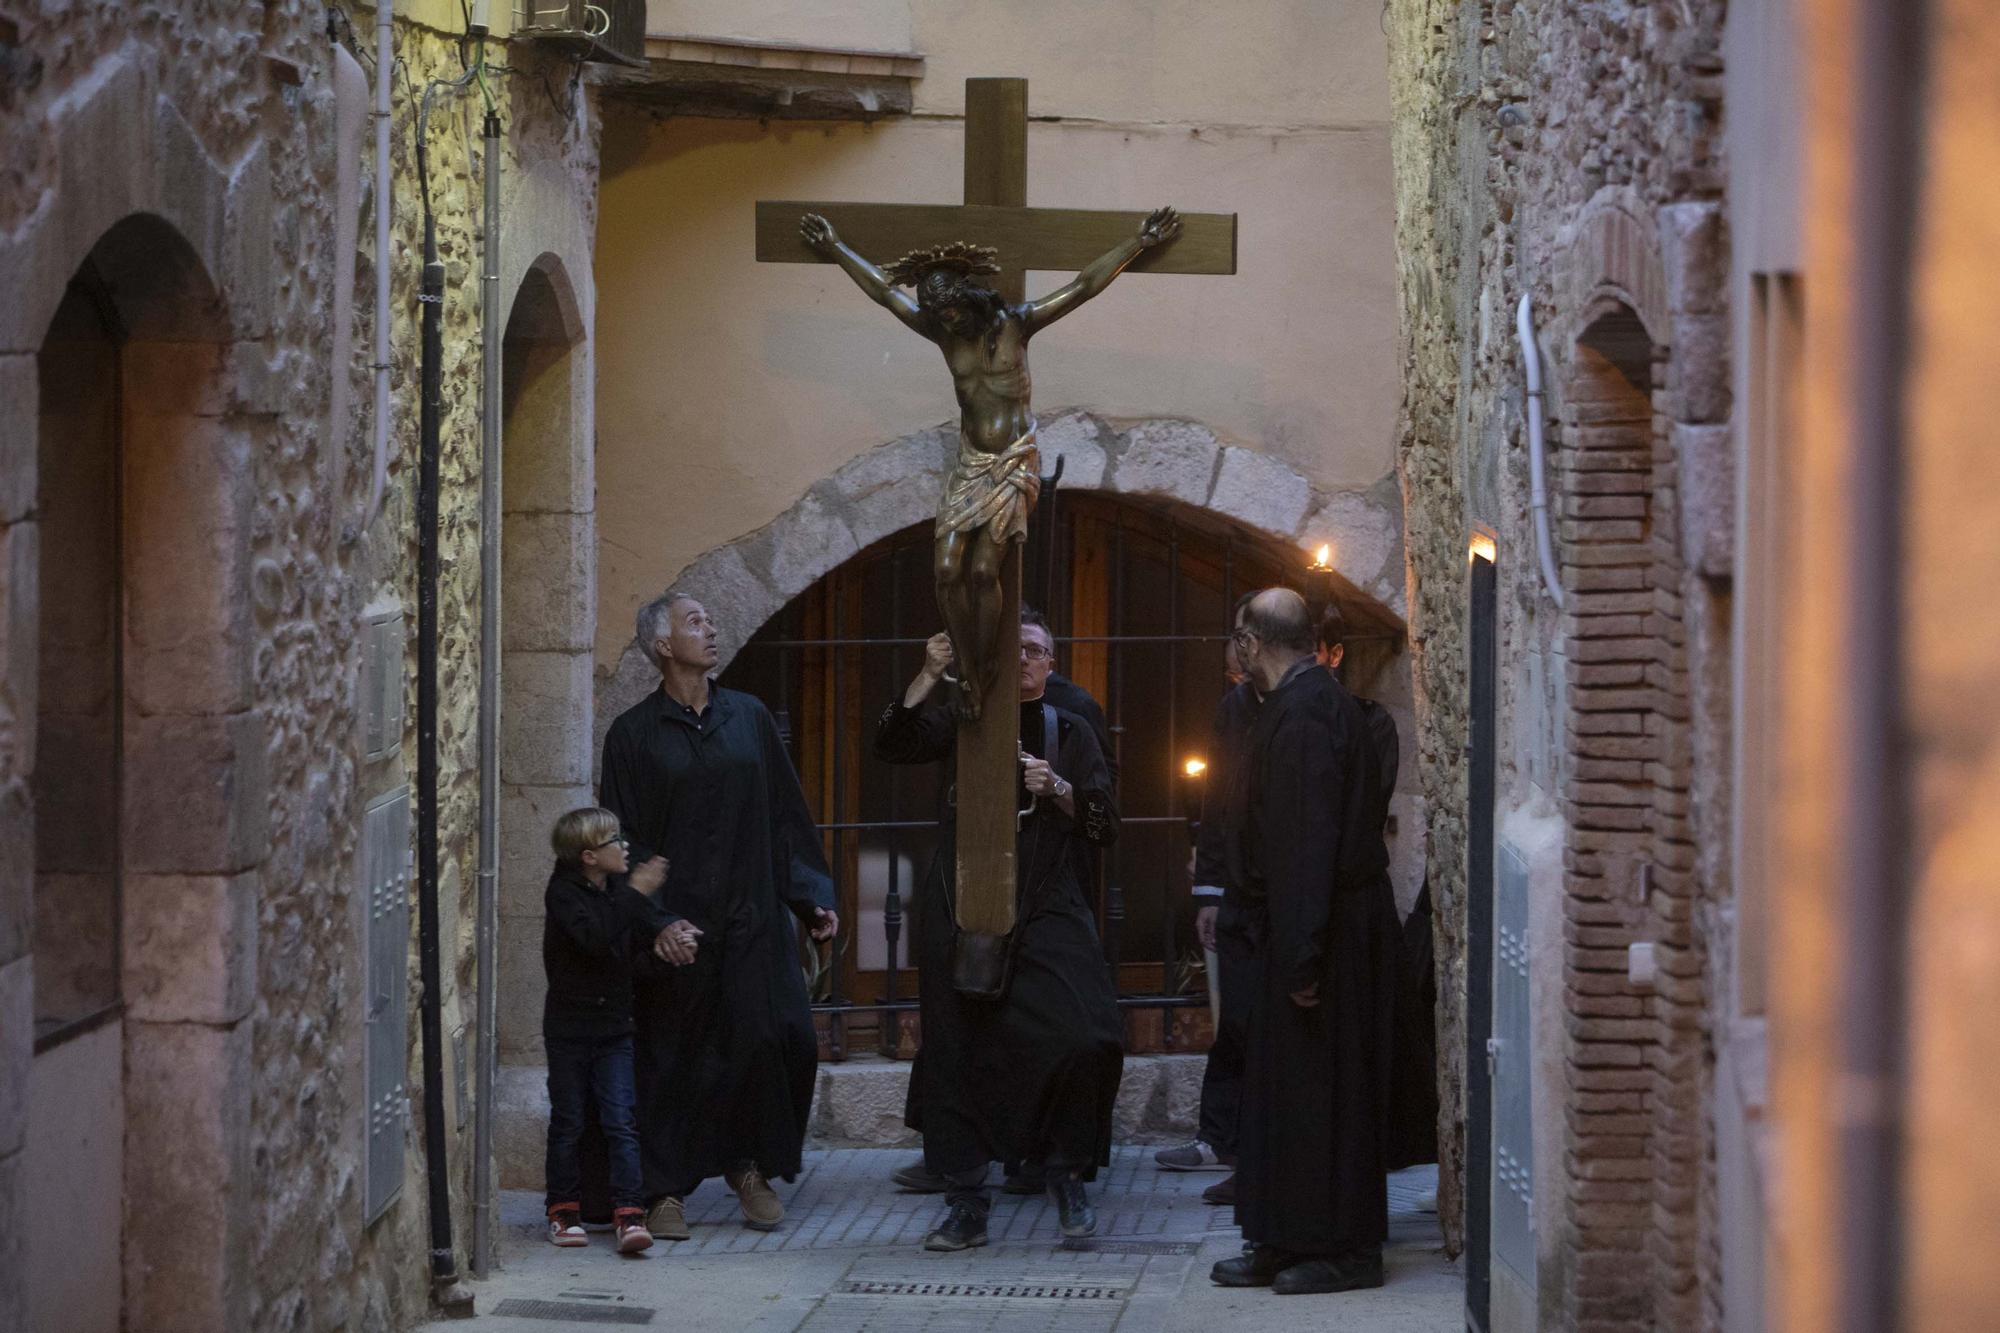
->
[1157, 603, 1258, 1204]
[875, 615, 1122, 1250]
[599, 592, 838, 1240]
[1211, 588, 1398, 1296]
[888, 635, 1116, 1199]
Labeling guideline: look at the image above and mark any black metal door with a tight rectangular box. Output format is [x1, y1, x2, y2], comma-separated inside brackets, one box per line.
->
[1465, 545, 1497, 1332]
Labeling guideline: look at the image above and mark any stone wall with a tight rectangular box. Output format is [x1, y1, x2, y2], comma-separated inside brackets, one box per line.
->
[1386, 1, 1737, 1327]
[0, 3, 601, 1328]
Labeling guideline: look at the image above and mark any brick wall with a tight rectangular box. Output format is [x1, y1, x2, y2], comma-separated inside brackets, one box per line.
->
[1387, 0, 1736, 1326]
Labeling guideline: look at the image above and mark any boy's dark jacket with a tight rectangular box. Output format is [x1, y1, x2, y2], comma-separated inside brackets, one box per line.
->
[542, 866, 678, 1039]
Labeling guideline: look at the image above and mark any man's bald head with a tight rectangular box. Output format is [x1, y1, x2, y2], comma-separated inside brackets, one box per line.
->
[1240, 588, 1315, 653]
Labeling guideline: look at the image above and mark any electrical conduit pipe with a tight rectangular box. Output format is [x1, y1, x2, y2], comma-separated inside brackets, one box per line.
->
[1516, 294, 1566, 610]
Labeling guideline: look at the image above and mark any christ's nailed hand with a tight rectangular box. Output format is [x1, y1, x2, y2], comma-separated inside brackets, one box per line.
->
[655, 922, 702, 967]
[628, 855, 668, 895]
[1139, 205, 1182, 248]
[800, 213, 837, 254]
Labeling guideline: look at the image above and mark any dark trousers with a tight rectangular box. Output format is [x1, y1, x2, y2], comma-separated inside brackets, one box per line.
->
[546, 1031, 643, 1212]
[1197, 898, 1254, 1155]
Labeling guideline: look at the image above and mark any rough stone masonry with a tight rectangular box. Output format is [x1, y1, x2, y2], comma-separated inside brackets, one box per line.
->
[0, 4, 604, 1328]
[1386, 0, 1737, 1328]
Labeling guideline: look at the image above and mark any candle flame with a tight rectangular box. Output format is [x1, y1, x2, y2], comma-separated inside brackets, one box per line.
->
[1310, 543, 1333, 569]
[1183, 757, 1208, 778]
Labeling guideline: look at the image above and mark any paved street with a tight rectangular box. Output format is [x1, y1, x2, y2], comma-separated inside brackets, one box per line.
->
[428, 1150, 1460, 1331]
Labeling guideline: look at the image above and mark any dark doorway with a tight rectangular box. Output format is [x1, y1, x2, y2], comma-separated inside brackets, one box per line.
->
[719, 491, 1405, 1058]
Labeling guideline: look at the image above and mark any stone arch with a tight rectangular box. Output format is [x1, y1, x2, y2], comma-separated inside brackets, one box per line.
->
[0, 62, 269, 354]
[1553, 189, 1671, 355]
[14, 203, 262, 1333]
[496, 251, 596, 1070]
[598, 412, 1407, 727]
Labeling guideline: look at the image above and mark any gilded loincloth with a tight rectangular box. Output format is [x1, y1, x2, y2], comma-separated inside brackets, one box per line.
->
[938, 424, 1041, 544]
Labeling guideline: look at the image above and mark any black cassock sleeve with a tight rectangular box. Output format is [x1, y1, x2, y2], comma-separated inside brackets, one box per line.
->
[1058, 713, 1119, 847]
[755, 703, 836, 922]
[1263, 698, 1355, 995]
[873, 699, 957, 765]
[598, 720, 651, 861]
[1193, 689, 1245, 893]
[596, 720, 682, 920]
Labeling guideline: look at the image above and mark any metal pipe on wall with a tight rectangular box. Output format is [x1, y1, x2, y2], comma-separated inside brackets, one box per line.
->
[366, 0, 394, 525]
[1836, 2, 1926, 1328]
[412, 60, 477, 1312]
[1515, 295, 1565, 611]
[472, 106, 502, 1280]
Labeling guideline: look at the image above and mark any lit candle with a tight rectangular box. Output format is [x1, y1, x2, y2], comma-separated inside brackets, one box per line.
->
[1183, 757, 1208, 778]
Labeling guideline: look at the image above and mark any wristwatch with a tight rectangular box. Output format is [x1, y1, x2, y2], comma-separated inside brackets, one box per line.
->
[1052, 777, 1073, 801]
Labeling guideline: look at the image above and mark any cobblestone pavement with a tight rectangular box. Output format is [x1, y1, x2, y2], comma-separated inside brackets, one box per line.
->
[427, 1150, 1461, 1331]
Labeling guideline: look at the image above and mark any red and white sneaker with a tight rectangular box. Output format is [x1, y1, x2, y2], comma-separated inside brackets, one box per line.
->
[614, 1207, 654, 1255]
[548, 1206, 588, 1247]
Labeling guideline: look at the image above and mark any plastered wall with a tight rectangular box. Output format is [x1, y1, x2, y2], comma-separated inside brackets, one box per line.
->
[594, 0, 1400, 671]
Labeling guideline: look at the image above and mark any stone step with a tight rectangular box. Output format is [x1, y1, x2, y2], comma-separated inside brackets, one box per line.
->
[495, 1054, 1206, 1189]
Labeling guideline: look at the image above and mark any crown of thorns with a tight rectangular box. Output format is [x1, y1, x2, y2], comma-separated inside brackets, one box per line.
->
[881, 241, 1001, 286]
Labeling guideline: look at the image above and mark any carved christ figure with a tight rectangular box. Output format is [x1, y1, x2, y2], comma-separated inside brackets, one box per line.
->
[800, 207, 1183, 719]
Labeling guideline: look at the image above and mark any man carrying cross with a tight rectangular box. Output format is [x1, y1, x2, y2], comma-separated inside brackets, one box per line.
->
[799, 207, 1181, 718]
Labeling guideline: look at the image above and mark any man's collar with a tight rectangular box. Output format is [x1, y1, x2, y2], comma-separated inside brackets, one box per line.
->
[657, 677, 723, 724]
[1269, 656, 1319, 694]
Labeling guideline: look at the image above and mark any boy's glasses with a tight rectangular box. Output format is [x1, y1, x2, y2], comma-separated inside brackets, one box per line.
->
[592, 835, 629, 850]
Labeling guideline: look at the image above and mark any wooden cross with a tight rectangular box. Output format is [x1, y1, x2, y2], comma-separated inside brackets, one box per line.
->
[756, 77, 1237, 952]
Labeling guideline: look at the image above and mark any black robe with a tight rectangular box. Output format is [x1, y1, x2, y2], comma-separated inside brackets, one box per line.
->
[1227, 661, 1399, 1256]
[599, 684, 834, 1197]
[1193, 680, 1259, 1155]
[874, 695, 1123, 1179]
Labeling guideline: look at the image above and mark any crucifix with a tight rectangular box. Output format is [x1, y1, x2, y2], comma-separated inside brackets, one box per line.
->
[756, 77, 1236, 993]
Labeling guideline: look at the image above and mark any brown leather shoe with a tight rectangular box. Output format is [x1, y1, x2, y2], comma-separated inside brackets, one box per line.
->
[726, 1165, 784, 1231]
[645, 1196, 690, 1241]
[1201, 1173, 1237, 1206]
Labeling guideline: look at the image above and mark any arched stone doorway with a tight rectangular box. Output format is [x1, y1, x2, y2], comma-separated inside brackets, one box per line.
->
[497, 256, 593, 1071]
[713, 490, 1413, 1060]
[22, 212, 257, 1331]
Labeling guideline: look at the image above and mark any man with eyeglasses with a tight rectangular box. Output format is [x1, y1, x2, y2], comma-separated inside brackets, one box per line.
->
[598, 591, 839, 1241]
[875, 610, 1123, 1251]
[1209, 587, 1399, 1297]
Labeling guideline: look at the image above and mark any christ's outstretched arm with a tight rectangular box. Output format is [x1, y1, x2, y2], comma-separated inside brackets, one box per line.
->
[1024, 205, 1182, 334]
[800, 213, 931, 338]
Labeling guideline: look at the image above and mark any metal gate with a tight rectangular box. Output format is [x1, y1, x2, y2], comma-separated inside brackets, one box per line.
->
[1492, 841, 1536, 1288]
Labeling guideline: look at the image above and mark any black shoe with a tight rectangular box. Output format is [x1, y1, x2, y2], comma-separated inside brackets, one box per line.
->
[891, 1158, 950, 1193]
[1046, 1176, 1096, 1238]
[1271, 1249, 1385, 1295]
[1201, 1173, 1236, 1206]
[922, 1201, 989, 1251]
[1001, 1162, 1045, 1196]
[1210, 1246, 1293, 1288]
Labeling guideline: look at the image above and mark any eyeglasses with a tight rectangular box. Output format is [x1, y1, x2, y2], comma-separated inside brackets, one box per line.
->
[1020, 643, 1053, 662]
[591, 835, 628, 851]
[1229, 627, 1258, 649]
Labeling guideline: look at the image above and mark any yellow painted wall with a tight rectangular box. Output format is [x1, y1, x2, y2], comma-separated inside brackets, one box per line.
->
[598, 1, 1396, 668]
